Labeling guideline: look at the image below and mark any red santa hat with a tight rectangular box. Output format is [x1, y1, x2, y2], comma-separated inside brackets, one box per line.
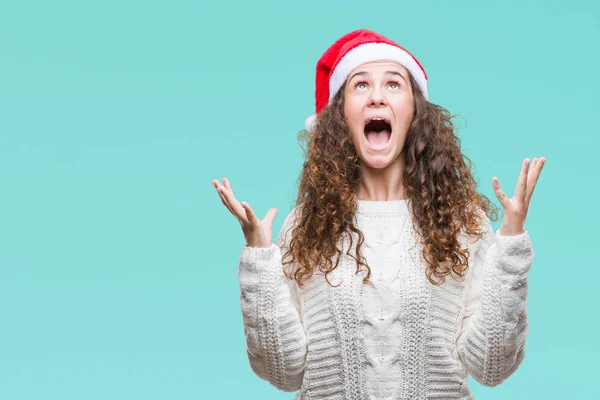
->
[305, 29, 428, 132]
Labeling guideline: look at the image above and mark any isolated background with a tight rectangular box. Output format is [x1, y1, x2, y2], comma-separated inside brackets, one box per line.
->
[1, 0, 598, 398]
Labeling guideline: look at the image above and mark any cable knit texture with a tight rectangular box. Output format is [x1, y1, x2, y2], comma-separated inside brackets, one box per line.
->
[237, 199, 535, 399]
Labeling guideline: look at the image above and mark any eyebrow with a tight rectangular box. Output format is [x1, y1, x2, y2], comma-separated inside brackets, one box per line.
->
[348, 70, 407, 83]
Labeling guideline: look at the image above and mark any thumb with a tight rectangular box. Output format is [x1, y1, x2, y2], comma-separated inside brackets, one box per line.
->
[263, 208, 278, 227]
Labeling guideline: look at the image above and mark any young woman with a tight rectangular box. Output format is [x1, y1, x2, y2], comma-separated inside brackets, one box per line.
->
[212, 29, 545, 399]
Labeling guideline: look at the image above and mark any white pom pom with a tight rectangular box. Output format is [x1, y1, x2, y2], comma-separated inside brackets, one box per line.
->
[305, 114, 317, 132]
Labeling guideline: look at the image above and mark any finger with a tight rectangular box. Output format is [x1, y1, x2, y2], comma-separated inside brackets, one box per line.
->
[215, 185, 236, 216]
[524, 156, 545, 208]
[241, 201, 261, 227]
[524, 158, 537, 205]
[214, 180, 248, 224]
[492, 176, 511, 209]
[514, 158, 529, 203]
[223, 177, 234, 195]
[263, 207, 279, 227]
[219, 185, 248, 221]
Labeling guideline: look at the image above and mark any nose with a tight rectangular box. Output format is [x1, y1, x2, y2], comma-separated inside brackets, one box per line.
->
[368, 86, 387, 107]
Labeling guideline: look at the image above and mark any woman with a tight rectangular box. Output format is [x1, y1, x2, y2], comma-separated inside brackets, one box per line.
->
[212, 29, 545, 399]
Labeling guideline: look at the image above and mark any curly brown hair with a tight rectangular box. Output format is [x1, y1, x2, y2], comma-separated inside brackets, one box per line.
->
[281, 71, 500, 289]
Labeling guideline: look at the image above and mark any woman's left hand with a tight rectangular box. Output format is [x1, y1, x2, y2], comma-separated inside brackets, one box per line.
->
[493, 157, 546, 236]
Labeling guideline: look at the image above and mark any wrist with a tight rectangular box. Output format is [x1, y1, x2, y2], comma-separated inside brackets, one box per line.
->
[498, 222, 525, 236]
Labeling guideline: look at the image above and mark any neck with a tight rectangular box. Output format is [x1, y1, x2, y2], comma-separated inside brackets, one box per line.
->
[356, 155, 406, 201]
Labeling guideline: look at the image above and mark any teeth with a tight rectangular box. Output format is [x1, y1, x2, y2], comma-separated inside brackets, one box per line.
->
[367, 117, 390, 123]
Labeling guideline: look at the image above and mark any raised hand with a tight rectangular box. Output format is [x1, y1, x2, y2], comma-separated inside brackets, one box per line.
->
[492, 157, 546, 236]
[212, 177, 278, 248]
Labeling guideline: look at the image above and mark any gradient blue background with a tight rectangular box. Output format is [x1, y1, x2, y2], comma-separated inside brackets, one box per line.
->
[1, 0, 597, 398]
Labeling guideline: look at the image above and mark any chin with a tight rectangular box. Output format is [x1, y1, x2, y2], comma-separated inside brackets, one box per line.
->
[359, 154, 396, 169]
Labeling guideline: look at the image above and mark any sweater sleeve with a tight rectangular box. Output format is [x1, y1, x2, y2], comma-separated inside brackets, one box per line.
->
[237, 206, 308, 392]
[456, 213, 535, 387]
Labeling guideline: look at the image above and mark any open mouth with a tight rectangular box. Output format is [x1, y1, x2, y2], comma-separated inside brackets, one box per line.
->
[364, 117, 392, 147]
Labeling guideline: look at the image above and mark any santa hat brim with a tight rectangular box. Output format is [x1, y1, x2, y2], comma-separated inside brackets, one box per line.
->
[329, 42, 428, 103]
[305, 41, 428, 132]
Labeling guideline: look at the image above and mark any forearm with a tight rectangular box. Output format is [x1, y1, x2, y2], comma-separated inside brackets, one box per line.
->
[238, 243, 307, 392]
[458, 230, 534, 387]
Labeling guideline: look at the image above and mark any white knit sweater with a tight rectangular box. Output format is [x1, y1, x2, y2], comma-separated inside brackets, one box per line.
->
[238, 199, 534, 399]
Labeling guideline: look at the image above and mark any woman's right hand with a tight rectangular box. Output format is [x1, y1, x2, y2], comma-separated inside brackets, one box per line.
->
[212, 177, 278, 248]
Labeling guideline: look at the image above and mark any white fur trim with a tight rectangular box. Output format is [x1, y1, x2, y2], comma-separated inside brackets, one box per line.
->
[305, 114, 317, 131]
[329, 42, 428, 102]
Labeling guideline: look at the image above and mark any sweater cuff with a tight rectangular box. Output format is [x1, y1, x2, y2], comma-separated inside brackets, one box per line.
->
[239, 243, 282, 274]
[493, 229, 534, 276]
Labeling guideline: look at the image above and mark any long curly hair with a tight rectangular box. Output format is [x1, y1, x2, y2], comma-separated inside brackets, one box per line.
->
[282, 71, 500, 289]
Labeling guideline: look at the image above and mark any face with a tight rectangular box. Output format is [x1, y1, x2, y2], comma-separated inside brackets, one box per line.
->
[343, 61, 414, 169]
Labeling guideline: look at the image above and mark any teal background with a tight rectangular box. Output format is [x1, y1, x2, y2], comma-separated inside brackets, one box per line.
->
[0, 0, 597, 398]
